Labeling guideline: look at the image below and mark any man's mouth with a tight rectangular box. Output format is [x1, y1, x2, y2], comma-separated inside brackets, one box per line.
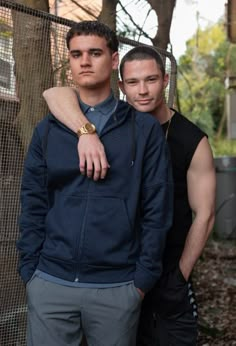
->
[79, 71, 94, 75]
[136, 99, 152, 105]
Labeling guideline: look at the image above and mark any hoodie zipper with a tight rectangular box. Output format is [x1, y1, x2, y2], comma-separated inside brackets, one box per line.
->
[74, 178, 91, 282]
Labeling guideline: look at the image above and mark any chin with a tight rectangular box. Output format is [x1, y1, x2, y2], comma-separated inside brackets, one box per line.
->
[135, 105, 154, 113]
[79, 81, 97, 88]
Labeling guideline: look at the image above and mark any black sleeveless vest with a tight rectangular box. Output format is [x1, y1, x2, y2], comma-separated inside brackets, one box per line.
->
[161, 110, 206, 272]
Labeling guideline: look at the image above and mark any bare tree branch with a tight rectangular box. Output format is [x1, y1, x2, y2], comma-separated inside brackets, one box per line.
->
[70, 0, 98, 19]
[137, 7, 152, 41]
[117, 0, 152, 41]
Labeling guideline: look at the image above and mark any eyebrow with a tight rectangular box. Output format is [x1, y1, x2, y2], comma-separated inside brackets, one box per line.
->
[70, 48, 104, 54]
[124, 74, 159, 81]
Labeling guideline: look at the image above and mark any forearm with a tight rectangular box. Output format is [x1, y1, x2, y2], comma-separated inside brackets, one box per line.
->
[43, 87, 87, 132]
[179, 212, 215, 280]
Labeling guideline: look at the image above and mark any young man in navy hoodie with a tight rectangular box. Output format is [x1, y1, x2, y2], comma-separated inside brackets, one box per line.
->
[17, 21, 173, 346]
[43, 46, 216, 345]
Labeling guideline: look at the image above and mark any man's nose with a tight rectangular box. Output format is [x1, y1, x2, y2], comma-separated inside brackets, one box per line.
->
[80, 53, 91, 66]
[138, 82, 148, 94]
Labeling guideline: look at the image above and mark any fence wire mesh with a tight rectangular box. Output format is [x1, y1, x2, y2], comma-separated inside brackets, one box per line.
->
[0, 1, 177, 344]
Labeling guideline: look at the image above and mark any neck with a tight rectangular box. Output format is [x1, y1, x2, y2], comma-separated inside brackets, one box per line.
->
[152, 102, 173, 124]
[77, 86, 111, 106]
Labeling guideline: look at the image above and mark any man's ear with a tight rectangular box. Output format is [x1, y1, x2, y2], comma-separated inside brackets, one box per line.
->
[112, 52, 119, 70]
[118, 80, 125, 95]
[164, 73, 169, 89]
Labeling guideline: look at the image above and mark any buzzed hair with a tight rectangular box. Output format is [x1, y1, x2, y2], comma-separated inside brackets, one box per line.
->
[66, 20, 119, 53]
[119, 46, 165, 80]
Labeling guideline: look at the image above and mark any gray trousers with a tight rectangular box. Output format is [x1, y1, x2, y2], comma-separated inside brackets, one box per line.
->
[26, 275, 142, 346]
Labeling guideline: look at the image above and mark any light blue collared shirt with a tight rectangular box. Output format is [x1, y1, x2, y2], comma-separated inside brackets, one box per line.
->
[79, 91, 118, 135]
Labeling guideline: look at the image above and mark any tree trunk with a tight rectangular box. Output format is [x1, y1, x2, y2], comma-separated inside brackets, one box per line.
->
[15, 0, 49, 11]
[12, 0, 54, 153]
[98, 0, 118, 31]
[98, 0, 120, 98]
[147, 0, 176, 49]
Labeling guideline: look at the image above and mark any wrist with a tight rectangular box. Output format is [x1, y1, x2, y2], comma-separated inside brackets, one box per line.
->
[77, 122, 96, 137]
[179, 260, 191, 281]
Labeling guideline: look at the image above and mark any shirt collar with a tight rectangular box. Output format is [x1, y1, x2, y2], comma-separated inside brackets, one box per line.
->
[78, 91, 117, 116]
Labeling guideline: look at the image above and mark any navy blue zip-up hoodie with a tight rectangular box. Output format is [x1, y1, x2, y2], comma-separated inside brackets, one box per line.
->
[17, 101, 173, 292]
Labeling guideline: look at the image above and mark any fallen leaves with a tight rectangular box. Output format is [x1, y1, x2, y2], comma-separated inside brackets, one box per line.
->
[193, 238, 236, 345]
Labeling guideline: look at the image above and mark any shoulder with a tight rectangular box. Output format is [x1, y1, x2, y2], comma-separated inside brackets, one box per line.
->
[135, 109, 160, 126]
[190, 136, 214, 170]
[170, 109, 208, 170]
[26, 115, 52, 150]
[34, 114, 52, 137]
[172, 109, 206, 137]
[171, 109, 207, 148]
[135, 110, 164, 144]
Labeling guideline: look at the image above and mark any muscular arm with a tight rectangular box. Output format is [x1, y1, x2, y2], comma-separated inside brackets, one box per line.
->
[42, 87, 109, 180]
[179, 137, 216, 280]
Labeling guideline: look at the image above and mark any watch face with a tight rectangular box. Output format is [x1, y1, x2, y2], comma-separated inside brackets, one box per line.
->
[85, 123, 96, 133]
[77, 122, 96, 137]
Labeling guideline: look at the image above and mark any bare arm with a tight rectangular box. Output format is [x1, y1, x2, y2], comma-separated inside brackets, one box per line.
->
[42, 87, 109, 180]
[179, 137, 216, 280]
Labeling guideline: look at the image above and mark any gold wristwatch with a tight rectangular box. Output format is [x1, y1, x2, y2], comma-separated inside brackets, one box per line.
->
[77, 122, 96, 137]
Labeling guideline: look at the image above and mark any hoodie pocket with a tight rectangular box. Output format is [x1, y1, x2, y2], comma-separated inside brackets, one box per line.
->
[82, 197, 134, 267]
[43, 195, 87, 261]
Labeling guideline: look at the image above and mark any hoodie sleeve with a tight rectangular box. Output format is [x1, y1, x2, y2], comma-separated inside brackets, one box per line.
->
[16, 125, 49, 284]
[134, 121, 173, 293]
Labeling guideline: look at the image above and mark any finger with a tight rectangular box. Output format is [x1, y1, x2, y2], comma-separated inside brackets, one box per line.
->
[136, 288, 145, 299]
[100, 161, 110, 180]
[92, 157, 102, 181]
[99, 152, 110, 179]
[79, 153, 86, 175]
[86, 156, 94, 178]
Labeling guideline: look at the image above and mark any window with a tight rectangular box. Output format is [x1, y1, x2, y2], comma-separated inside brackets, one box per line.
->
[0, 58, 11, 89]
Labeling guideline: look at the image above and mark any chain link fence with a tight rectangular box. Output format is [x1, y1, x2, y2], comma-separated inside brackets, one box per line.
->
[0, 1, 177, 344]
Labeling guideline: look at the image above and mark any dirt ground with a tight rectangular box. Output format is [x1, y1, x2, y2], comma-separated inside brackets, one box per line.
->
[193, 237, 236, 345]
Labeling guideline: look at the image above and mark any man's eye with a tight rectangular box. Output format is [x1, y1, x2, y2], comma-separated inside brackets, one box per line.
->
[148, 77, 157, 82]
[72, 53, 81, 58]
[91, 51, 101, 57]
[127, 81, 137, 85]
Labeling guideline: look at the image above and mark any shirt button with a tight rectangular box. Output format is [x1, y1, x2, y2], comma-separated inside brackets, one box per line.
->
[90, 107, 95, 111]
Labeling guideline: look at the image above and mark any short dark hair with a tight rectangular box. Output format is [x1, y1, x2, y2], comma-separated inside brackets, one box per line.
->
[66, 21, 119, 53]
[119, 46, 165, 80]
